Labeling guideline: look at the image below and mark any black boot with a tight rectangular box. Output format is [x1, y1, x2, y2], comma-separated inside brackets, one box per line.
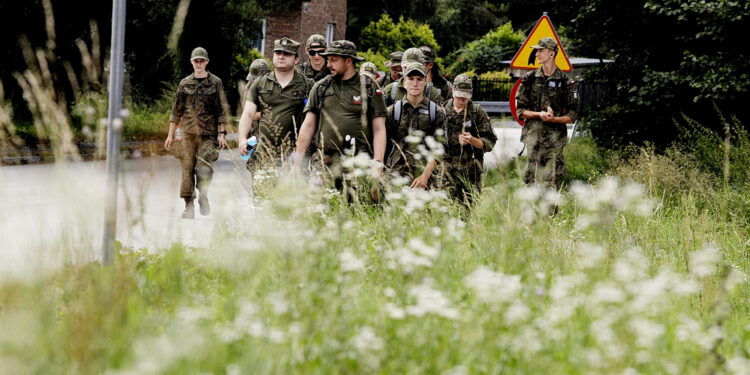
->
[181, 198, 195, 219]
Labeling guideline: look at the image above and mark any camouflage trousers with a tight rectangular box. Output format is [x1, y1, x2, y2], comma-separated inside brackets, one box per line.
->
[442, 162, 482, 205]
[521, 121, 567, 189]
[173, 134, 220, 199]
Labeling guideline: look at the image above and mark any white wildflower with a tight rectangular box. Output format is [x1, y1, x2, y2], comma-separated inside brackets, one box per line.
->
[504, 301, 530, 324]
[574, 243, 606, 269]
[406, 280, 460, 320]
[726, 356, 750, 375]
[689, 244, 722, 278]
[351, 326, 385, 353]
[591, 282, 626, 304]
[339, 250, 366, 272]
[384, 303, 406, 320]
[628, 317, 664, 348]
[465, 266, 522, 304]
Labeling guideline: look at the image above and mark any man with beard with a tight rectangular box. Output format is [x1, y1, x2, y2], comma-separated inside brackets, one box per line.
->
[293, 40, 387, 190]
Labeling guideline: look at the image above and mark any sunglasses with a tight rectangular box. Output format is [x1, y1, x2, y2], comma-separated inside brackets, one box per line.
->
[308, 50, 325, 56]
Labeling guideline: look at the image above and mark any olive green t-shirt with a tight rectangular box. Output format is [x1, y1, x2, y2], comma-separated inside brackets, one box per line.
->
[247, 70, 313, 154]
[304, 73, 387, 155]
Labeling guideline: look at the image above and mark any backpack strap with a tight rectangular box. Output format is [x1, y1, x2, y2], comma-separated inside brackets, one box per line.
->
[393, 100, 402, 124]
[390, 81, 399, 102]
[429, 100, 436, 124]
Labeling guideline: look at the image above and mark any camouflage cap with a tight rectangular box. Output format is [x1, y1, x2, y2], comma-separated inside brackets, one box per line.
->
[359, 62, 379, 78]
[384, 51, 403, 68]
[306, 34, 327, 49]
[319, 40, 365, 61]
[274, 37, 301, 55]
[418, 46, 435, 63]
[531, 37, 558, 52]
[248, 59, 269, 77]
[190, 47, 208, 61]
[401, 47, 425, 65]
[403, 61, 426, 77]
[453, 74, 472, 99]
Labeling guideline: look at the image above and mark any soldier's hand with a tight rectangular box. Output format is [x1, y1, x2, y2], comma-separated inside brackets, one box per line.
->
[540, 111, 553, 122]
[239, 138, 248, 155]
[459, 132, 473, 146]
[219, 136, 228, 149]
[164, 136, 173, 150]
[410, 174, 429, 189]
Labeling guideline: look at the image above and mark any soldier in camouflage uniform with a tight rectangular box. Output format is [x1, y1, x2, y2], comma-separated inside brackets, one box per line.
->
[165, 47, 229, 219]
[359, 62, 382, 88]
[242, 58, 269, 136]
[419, 46, 453, 105]
[383, 48, 442, 107]
[296, 34, 331, 82]
[378, 51, 402, 88]
[515, 37, 578, 189]
[442, 74, 497, 204]
[238, 38, 314, 171]
[294, 40, 387, 189]
[386, 62, 447, 189]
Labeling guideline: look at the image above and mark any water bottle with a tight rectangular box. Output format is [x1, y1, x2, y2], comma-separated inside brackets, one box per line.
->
[241, 136, 257, 161]
[174, 127, 183, 141]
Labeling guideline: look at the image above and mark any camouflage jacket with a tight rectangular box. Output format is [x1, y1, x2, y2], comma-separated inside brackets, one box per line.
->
[515, 67, 579, 126]
[386, 96, 447, 174]
[296, 61, 331, 82]
[170, 72, 229, 136]
[442, 99, 497, 168]
[431, 75, 454, 105]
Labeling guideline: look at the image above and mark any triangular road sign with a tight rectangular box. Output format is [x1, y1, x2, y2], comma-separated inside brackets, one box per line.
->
[510, 15, 572, 72]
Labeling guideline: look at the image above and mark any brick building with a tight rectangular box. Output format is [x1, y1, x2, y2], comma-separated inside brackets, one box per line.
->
[256, 0, 348, 61]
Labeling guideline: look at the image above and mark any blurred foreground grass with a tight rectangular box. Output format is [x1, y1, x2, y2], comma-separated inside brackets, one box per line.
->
[1, 140, 749, 374]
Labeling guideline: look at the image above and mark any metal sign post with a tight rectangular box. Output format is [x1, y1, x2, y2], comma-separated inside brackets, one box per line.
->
[101, 0, 127, 265]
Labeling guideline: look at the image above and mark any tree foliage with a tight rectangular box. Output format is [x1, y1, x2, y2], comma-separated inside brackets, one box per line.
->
[446, 22, 524, 76]
[359, 14, 440, 57]
[562, 0, 750, 148]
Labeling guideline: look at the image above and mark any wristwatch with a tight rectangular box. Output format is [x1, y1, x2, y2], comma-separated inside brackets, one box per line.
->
[219, 130, 227, 136]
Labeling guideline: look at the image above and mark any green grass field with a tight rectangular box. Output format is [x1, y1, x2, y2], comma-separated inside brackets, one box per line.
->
[1, 136, 749, 374]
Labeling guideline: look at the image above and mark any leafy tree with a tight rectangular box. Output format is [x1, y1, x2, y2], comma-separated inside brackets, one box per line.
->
[359, 14, 440, 57]
[446, 22, 524, 76]
[563, 0, 750, 148]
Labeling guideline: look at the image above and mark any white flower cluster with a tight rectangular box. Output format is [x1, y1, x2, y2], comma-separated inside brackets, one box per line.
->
[404, 279, 461, 320]
[342, 152, 381, 179]
[339, 249, 367, 272]
[464, 266, 522, 305]
[385, 238, 441, 273]
[513, 185, 563, 223]
[385, 187, 448, 214]
[570, 177, 656, 229]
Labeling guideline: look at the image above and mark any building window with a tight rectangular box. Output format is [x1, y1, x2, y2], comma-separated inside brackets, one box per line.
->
[250, 19, 266, 53]
[326, 23, 335, 43]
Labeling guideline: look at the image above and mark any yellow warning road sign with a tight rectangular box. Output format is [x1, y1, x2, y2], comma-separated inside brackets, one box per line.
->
[510, 15, 572, 72]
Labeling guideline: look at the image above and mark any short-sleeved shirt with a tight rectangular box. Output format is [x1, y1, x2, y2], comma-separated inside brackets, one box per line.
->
[296, 61, 331, 82]
[247, 70, 314, 154]
[305, 73, 387, 155]
[383, 78, 442, 107]
[385, 96, 447, 174]
[443, 99, 497, 168]
[169, 72, 229, 135]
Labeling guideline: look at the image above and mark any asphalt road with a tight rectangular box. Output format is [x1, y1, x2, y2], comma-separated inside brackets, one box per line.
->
[0, 124, 570, 279]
